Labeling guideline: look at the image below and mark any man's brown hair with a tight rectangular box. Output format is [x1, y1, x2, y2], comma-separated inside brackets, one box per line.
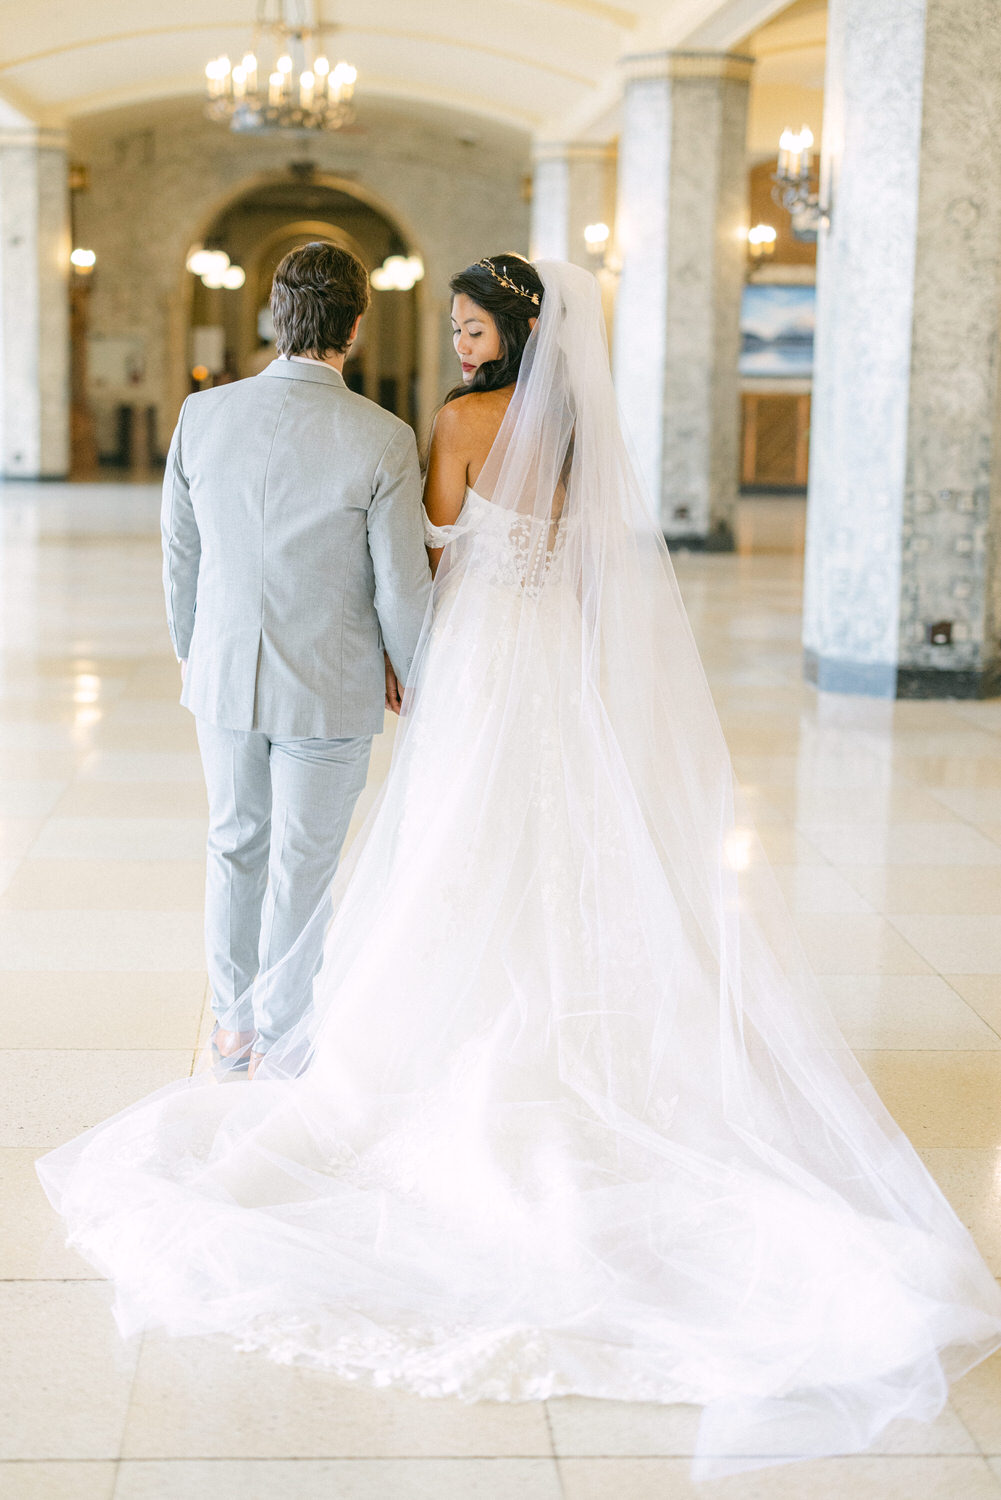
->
[270, 241, 370, 357]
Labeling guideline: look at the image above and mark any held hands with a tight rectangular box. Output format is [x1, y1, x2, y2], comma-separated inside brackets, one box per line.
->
[385, 653, 403, 715]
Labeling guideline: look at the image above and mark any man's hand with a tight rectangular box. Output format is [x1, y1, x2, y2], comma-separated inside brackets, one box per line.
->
[384, 653, 402, 715]
[180, 659, 187, 684]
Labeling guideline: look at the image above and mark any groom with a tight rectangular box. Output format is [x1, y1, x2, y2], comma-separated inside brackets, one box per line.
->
[161, 241, 431, 1073]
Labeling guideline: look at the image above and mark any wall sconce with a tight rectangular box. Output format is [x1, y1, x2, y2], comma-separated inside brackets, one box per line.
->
[70, 248, 96, 275]
[772, 126, 830, 241]
[583, 222, 620, 277]
[746, 223, 777, 269]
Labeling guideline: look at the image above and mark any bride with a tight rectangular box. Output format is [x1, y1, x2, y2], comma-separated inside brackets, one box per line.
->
[37, 256, 1001, 1481]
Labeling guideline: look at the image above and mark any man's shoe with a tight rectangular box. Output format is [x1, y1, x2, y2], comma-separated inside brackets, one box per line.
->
[210, 1025, 255, 1071]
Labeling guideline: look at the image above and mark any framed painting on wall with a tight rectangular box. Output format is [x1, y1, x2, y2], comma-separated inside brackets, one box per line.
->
[739, 284, 815, 379]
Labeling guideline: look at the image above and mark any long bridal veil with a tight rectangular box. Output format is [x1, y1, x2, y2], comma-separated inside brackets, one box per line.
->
[38, 260, 1001, 1481]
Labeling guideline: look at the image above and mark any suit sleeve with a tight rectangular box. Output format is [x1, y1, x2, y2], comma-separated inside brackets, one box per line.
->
[160, 399, 201, 661]
[367, 423, 433, 685]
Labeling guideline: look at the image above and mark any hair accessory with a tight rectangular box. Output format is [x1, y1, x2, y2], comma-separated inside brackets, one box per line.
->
[475, 257, 541, 306]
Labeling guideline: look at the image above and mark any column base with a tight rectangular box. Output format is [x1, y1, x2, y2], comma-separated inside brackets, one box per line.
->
[804, 650, 1001, 699]
[663, 522, 736, 554]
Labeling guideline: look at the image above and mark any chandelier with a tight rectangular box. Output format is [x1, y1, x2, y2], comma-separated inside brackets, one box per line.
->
[205, 1, 357, 133]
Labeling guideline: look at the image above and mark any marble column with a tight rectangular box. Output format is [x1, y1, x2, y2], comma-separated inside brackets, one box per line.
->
[612, 51, 752, 547]
[0, 125, 71, 479]
[530, 142, 617, 267]
[803, 0, 1001, 697]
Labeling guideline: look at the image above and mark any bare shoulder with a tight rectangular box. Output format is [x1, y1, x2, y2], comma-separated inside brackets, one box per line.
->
[433, 388, 513, 449]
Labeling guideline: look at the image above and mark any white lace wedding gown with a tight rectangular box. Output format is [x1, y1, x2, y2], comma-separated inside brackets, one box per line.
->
[38, 263, 1001, 1481]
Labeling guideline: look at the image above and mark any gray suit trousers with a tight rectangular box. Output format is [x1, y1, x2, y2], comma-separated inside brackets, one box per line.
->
[196, 719, 372, 1047]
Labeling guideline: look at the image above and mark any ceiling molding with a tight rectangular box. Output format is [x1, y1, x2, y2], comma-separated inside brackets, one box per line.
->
[65, 77, 541, 134]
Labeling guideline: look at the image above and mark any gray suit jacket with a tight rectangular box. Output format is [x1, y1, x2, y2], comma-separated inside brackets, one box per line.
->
[161, 359, 432, 739]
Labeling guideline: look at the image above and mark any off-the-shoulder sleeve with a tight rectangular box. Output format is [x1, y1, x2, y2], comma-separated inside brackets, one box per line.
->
[422, 509, 456, 547]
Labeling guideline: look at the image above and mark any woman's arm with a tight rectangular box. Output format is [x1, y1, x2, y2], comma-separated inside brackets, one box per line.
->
[423, 402, 470, 576]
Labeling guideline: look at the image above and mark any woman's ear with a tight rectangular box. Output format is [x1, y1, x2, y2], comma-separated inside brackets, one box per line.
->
[529, 316, 538, 331]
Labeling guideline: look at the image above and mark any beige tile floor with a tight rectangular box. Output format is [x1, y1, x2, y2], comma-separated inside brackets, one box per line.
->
[1, 483, 1000, 1499]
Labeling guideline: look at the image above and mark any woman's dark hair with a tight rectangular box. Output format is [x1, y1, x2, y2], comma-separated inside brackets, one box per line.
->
[271, 241, 370, 357]
[443, 253, 544, 404]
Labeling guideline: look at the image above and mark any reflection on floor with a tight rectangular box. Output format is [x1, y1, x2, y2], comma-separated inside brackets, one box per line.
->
[1, 482, 1000, 1500]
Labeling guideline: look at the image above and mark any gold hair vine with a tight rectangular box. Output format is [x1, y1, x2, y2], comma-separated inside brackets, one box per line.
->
[475, 257, 541, 306]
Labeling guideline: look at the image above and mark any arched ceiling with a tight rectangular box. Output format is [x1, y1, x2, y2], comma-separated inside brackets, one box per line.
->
[0, 0, 824, 140]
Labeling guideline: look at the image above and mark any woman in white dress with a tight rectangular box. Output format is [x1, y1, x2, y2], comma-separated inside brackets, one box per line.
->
[38, 256, 1001, 1481]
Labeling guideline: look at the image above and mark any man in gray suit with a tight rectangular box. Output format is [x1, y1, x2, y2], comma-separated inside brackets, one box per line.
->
[162, 241, 431, 1073]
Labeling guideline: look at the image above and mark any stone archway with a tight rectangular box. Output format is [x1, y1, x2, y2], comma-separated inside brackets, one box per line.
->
[174, 171, 428, 433]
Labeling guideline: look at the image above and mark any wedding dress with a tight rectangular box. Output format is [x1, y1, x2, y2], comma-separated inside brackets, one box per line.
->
[37, 261, 1001, 1481]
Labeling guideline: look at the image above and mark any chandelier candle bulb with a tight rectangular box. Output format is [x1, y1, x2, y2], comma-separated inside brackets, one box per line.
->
[799, 126, 814, 175]
[203, 5, 357, 133]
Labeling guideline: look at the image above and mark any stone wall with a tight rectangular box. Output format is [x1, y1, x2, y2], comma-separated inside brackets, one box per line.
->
[68, 95, 531, 455]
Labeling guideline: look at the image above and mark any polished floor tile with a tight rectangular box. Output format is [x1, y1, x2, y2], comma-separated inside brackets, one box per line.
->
[841, 865, 1001, 915]
[805, 823, 1001, 868]
[31, 817, 208, 860]
[889, 916, 1001, 976]
[769, 864, 874, 913]
[547, 1393, 977, 1455]
[112, 1458, 563, 1500]
[557, 1455, 1001, 1499]
[853, 1052, 1001, 1148]
[0, 779, 68, 817]
[0, 1146, 101, 1279]
[0, 971, 206, 1048]
[0, 1462, 117, 1499]
[945, 975, 1001, 1034]
[52, 781, 207, 818]
[1, 858, 205, 910]
[121, 1333, 554, 1459]
[76, 749, 204, 783]
[918, 1150, 1001, 1276]
[0, 1049, 194, 1147]
[0, 816, 44, 857]
[789, 912, 932, 975]
[0, 1282, 141, 1459]
[0, 909, 204, 970]
[820, 974, 1001, 1050]
[950, 1351, 1001, 1455]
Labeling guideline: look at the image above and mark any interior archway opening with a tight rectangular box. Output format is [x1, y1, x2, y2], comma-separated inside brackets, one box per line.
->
[187, 175, 420, 426]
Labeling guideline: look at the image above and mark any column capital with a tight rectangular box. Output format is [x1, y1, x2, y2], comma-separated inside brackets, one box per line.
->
[531, 139, 617, 166]
[619, 49, 754, 85]
[0, 124, 68, 152]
